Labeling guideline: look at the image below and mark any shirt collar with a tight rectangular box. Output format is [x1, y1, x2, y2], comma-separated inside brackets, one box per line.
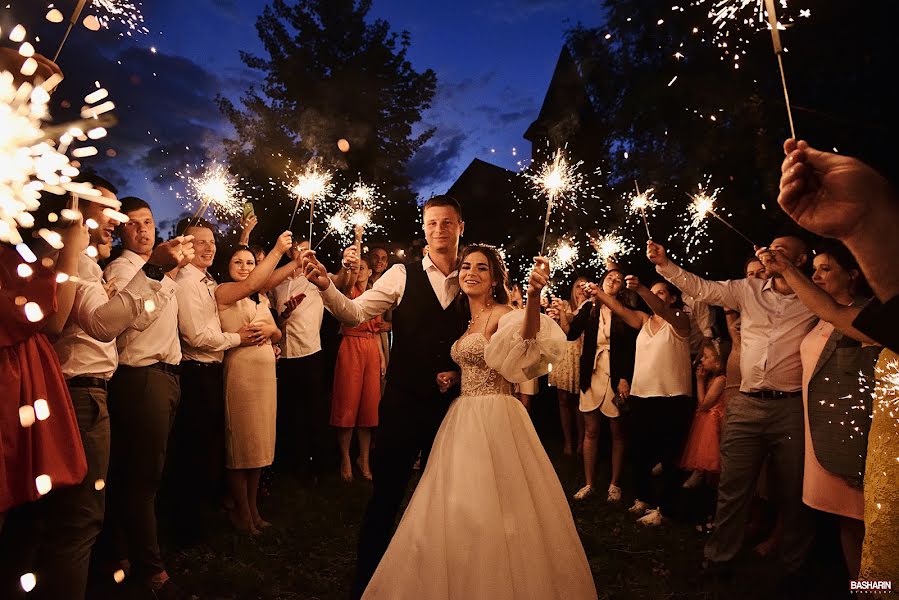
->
[183, 262, 214, 282]
[422, 253, 458, 279]
[120, 249, 147, 268]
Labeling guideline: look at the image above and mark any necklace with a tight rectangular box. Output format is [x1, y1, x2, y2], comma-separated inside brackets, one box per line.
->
[467, 302, 493, 330]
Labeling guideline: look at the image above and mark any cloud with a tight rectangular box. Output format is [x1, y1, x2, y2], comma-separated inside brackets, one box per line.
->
[406, 132, 467, 191]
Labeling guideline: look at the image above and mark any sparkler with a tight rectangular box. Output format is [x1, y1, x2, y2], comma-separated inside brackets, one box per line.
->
[589, 232, 634, 269]
[525, 148, 586, 255]
[1, 34, 108, 248]
[686, 184, 756, 246]
[182, 163, 244, 229]
[547, 238, 580, 277]
[288, 164, 333, 241]
[690, 0, 802, 136]
[628, 181, 655, 239]
[52, 0, 149, 62]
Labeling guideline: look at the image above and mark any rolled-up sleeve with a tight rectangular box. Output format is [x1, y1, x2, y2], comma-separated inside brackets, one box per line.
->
[74, 272, 175, 342]
[321, 264, 406, 326]
[657, 261, 745, 312]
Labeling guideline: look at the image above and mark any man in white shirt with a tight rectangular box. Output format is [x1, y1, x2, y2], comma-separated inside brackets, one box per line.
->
[647, 237, 817, 576]
[103, 197, 191, 596]
[302, 196, 468, 599]
[169, 217, 260, 541]
[38, 177, 189, 599]
[271, 239, 344, 477]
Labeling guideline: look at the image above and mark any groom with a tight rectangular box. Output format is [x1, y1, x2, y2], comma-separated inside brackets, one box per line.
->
[301, 195, 469, 598]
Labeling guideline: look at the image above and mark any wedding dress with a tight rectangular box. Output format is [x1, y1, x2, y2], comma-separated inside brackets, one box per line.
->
[363, 311, 598, 599]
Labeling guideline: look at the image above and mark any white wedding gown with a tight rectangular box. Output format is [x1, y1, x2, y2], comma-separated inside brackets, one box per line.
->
[363, 312, 598, 599]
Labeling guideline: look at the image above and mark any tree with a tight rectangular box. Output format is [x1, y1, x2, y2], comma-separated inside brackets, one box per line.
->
[566, 0, 899, 277]
[219, 0, 437, 255]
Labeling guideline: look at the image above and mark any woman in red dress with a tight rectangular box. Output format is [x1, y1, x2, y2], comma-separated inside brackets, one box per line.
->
[1, 225, 89, 524]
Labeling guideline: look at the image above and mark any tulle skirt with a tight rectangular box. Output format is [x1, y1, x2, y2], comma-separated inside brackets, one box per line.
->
[363, 393, 597, 600]
[680, 407, 723, 473]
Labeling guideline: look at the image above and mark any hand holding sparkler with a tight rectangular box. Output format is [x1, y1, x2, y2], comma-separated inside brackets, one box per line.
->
[300, 250, 332, 292]
[341, 245, 360, 270]
[526, 257, 551, 301]
[624, 274, 644, 292]
[645, 240, 670, 268]
[754, 246, 793, 277]
[779, 139, 895, 241]
[272, 231, 294, 257]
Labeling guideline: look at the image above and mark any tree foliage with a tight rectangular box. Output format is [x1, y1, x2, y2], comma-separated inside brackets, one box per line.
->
[219, 0, 437, 255]
[566, 0, 899, 277]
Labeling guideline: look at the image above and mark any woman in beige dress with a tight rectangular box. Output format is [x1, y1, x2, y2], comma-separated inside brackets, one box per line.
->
[216, 232, 292, 533]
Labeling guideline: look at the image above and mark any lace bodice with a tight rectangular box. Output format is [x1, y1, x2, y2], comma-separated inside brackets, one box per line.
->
[452, 333, 515, 397]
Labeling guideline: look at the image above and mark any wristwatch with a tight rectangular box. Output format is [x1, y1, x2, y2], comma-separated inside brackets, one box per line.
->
[142, 262, 167, 281]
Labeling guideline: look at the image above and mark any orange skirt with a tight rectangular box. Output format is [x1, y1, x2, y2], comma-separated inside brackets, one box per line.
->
[331, 336, 381, 428]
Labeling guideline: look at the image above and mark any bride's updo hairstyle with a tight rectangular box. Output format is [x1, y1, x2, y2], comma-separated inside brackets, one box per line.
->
[457, 244, 511, 305]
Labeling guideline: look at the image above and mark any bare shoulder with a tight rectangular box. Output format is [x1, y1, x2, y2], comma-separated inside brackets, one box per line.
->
[493, 304, 515, 318]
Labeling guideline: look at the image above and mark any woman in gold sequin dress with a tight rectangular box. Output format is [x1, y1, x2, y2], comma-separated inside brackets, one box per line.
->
[362, 246, 596, 600]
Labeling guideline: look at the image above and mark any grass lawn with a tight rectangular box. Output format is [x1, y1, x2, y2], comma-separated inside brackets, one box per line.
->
[90, 398, 853, 600]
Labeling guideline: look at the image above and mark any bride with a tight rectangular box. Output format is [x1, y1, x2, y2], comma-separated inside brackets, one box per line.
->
[362, 245, 597, 599]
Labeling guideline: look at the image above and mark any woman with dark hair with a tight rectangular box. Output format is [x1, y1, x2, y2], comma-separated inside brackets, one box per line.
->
[565, 269, 640, 502]
[587, 276, 692, 526]
[758, 241, 878, 577]
[362, 245, 597, 599]
[216, 232, 292, 533]
[548, 277, 589, 456]
[331, 254, 386, 481]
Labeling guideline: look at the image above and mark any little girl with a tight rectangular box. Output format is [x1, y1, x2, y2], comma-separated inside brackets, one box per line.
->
[681, 340, 727, 489]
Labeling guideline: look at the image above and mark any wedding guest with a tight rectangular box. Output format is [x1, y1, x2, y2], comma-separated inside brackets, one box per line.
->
[648, 237, 817, 573]
[0, 211, 87, 594]
[103, 197, 188, 596]
[368, 249, 394, 374]
[778, 139, 899, 352]
[681, 341, 728, 489]
[758, 242, 878, 577]
[300, 195, 469, 599]
[368, 247, 390, 285]
[216, 234, 292, 533]
[40, 182, 188, 598]
[547, 277, 589, 456]
[271, 240, 329, 475]
[566, 270, 639, 502]
[331, 255, 386, 481]
[170, 217, 259, 540]
[592, 275, 692, 525]
[0, 50, 83, 592]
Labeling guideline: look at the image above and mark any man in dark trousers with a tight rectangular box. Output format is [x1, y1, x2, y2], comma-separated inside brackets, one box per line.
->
[302, 195, 468, 598]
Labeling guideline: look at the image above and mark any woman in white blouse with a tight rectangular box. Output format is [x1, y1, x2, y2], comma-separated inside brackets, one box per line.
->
[586, 275, 692, 526]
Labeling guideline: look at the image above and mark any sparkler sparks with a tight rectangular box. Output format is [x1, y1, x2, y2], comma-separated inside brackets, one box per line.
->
[589, 232, 634, 268]
[524, 148, 588, 255]
[284, 162, 335, 239]
[547, 238, 580, 277]
[181, 162, 244, 223]
[1, 30, 109, 247]
[88, 0, 150, 36]
[628, 182, 658, 238]
[677, 179, 756, 256]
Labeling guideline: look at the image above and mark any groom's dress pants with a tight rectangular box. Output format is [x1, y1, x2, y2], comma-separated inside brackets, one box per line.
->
[352, 385, 450, 599]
